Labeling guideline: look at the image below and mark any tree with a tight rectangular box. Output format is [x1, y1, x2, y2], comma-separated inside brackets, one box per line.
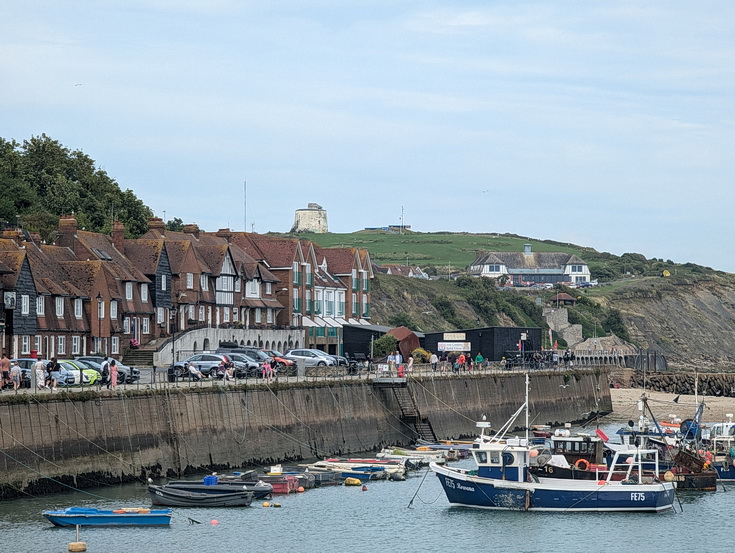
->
[373, 334, 398, 358]
[388, 313, 418, 329]
[166, 217, 184, 232]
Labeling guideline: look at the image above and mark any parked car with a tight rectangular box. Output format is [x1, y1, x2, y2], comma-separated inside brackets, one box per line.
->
[57, 360, 99, 386]
[283, 349, 335, 367]
[260, 349, 296, 374]
[330, 354, 349, 367]
[223, 352, 262, 378]
[8, 358, 36, 388]
[217, 347, 271, 363]
[173, 353, 249, 379]
[74, 356, 141, 384]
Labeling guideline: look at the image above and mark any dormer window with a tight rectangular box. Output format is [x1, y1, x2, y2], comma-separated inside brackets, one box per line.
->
[186, 273, 194, 289]
[125, 282, 133, 300]
[141, 283, 149, 302]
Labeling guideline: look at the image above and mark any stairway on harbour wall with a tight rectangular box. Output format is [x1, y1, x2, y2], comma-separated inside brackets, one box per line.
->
[373, 379, 438, 442]
[122, 348, 155, 367]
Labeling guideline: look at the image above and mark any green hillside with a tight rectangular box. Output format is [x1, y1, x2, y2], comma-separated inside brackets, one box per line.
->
[276, 230, 720, 282]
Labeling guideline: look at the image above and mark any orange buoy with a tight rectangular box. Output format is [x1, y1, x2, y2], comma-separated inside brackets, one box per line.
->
[211, 519, 219, 525]
[297, 486, 305, 493]
[362, 485, 367, 491]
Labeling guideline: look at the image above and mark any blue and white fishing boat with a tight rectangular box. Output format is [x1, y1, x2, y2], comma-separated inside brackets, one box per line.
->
[42, 507, 173, 527]
[430, 374, 676, 512]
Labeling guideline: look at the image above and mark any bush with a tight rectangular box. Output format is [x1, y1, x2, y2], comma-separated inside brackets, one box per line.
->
[373, 334, 398, 358]
[411, 347, 431, 363]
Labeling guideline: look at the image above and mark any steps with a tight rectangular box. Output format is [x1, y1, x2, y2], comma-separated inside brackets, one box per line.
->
[391, 387, 437, 442]
[122, 349, 155, 367]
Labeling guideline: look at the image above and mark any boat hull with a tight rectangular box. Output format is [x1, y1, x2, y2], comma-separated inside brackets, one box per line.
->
[165, 481, 273, 499]
[42, 507, 172, 527]
[148, 485, 253, 507]
[431, 464, 675, 512]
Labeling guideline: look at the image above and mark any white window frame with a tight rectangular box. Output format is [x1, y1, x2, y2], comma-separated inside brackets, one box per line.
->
[265, 282, 272, 294]
[97, 299, 105, 320]
[124, 317, 131, 334]
[34, 335, 41, 354]
[21, 335, 30, 354]
[266, 308, 273, 324]
[110, 300, 118, 319]
[157, 307, 164, 324]
[58, 336, 66, 355]
[111, 336, 119, 354]
[74, 298, 83, 319]
[21, 294, 29, 315]
[161, 274, 167, 291]
[186, 273, 194, 289]
[223, 308, 230, 323]
[72, 335, 80, 355]
[55, 297, 64, 317]
[254, 308, 262, 323]
[200, 274, 209, 291]
[142, 318, 150, 334]
[36, 296, 45, 316]
[235, 277, 241, 292]
[198, 306, 205, 321]
[233, 308, 238, 322]
[188, 305, 195, 319]
[141, 283, 149, 303]
[125, 282, 133, 300]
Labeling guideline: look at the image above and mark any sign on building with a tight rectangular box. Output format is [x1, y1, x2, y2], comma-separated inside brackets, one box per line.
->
[438, 342, 472, 352]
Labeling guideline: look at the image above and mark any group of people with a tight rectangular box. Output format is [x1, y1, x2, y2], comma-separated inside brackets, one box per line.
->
[187, 360, 239, 382]
[30, 356, 118, 392]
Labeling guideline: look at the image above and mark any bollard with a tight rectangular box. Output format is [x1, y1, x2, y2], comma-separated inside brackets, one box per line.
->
[68, 524, 87, 551]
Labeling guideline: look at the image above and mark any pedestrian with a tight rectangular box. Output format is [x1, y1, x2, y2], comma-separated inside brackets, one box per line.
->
[34, 358, 47, 390]
[100, 356, 110, 389]
[457, 353, 466, 372]
[440, 352, 447, 372]
[430, 352, 438, 372]
[48, 357, 60, 391]
[475, 352, 484, 370]
[0, 352, 10, 389]
[406, 354, 414, 373]
[499, 357, 507, 370]
[109, 359, 118, 389]
[395, 350, 403, 374]
[387, 351, 396, 375]
[10, 361, 21, 391]
[262, 360, 273, 383]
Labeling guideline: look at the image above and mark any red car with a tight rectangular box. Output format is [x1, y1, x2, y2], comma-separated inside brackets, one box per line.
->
[261, 350, 295, 371]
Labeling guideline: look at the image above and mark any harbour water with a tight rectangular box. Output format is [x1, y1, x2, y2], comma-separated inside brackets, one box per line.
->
[3, 452, 734, 553]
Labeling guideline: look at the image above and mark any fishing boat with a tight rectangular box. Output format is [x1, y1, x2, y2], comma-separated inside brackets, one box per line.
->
[42, 507, 172, 527]
[430, 374, 676, 512]
[148, 485, 253, 507]
[377, 447, 446, 465]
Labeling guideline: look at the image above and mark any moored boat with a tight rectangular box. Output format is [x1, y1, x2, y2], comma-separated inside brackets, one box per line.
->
[165, 476, 273, 499]
[42, 507, 172, 527]
[148, 485, 253, 507]
[430, 374, 676, 513]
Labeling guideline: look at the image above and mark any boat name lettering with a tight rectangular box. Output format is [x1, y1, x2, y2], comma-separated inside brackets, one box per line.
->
[630, 493, 645, 501]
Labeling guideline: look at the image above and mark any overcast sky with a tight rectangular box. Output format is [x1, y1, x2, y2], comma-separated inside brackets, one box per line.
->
[3, 2, 734, 271]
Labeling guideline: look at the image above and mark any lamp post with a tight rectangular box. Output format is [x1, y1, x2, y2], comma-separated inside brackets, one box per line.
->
[171, 306, 178, 371]
[94, 292, 103, 390]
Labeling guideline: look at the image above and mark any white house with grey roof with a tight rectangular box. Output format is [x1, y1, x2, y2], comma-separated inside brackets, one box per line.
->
[467, 244, 591, 286]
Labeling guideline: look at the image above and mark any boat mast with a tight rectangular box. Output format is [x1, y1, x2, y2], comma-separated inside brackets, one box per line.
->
[525, 372, 529, 443]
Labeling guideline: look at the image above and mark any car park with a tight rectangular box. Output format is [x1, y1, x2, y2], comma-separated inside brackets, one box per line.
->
[173, 353, 250, 379]
[260, 349, 296, 374]
[283, 349, 336, 367]
[74, 356, 141, 384]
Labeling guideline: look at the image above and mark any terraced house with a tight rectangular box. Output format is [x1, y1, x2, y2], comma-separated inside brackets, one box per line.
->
[0, 216, 373, 363]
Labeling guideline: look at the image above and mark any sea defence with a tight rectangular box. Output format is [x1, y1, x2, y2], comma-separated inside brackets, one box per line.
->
[0, 371, 611, 498]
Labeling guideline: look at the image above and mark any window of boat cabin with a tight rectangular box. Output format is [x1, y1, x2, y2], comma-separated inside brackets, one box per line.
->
[490, 452, 500, 464]
[475, 451, 487, 464]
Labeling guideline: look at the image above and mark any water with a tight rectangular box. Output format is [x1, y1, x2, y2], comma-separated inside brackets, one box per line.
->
[3, 456, 734, 553]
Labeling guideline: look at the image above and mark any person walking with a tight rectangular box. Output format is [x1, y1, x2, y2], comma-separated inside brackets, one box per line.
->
[406, 354, 414, 373]
[100, 356, 110, 389]
[10, 361, 21, 391]
[475, 352, 484, 371]
[34, 358, 47, 390]
[0, 353, 10, 389]
[48, 358, 60, 391]
[109, 360, 118, 390]
[430, 352, 438, 372]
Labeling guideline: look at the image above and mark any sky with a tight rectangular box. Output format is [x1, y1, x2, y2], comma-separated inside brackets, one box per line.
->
[2, 2, 735, 271]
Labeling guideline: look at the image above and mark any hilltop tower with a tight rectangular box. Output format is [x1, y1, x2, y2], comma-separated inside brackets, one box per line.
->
[291, 203, 328, 233]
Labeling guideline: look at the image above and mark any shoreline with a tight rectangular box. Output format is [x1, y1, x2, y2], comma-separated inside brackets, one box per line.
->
[609, 387, 735, 423]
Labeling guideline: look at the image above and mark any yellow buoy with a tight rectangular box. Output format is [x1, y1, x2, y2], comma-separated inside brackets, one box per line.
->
[664, 471, 675, 482]
[262, 501, 270, 508]
[344, 477, 362, 486]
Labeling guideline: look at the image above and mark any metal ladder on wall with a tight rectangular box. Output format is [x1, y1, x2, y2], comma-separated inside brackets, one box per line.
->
[391, 386, 437, 442]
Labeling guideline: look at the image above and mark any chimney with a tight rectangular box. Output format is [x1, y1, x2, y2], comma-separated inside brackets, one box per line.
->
[57, 215, 78, 249]
[524, 244, 532, 256]
[112, 220, 125, 254]
[148, 217, 165, 233]
[216, 228, 232, 243]
[183, 224, 200, 239]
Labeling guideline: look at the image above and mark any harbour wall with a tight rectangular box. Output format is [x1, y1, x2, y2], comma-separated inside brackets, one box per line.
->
[0, 371, 611, 498]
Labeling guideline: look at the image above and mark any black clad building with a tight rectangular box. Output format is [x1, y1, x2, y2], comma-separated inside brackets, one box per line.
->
[421, 326, 542, 361]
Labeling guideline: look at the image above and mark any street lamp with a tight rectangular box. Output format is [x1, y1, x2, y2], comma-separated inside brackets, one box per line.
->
[171, 306, 178, 368]
[96, 293, 103, 355]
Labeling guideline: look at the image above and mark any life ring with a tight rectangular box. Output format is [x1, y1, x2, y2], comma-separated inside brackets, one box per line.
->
[574, 459, 590, 471]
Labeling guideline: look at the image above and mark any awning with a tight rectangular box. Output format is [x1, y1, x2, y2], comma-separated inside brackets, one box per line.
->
[322, 317, 341, 328]
[335, 318, 348, 325]
[300, 316, 318, 327]
[347, 318, 361, 325]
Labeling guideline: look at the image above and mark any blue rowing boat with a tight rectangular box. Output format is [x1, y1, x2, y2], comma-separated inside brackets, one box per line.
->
[42, 507, 173, 527]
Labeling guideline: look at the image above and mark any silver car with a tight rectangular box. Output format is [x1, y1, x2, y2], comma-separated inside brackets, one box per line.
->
[284, 349, 335, 367]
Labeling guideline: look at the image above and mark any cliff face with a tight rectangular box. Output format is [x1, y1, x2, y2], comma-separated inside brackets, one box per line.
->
[370, 273, 735, 370]
[595, 278, 735, 369]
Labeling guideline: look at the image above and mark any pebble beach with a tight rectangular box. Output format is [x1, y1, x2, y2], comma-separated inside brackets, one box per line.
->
[609, 387, 735, 424]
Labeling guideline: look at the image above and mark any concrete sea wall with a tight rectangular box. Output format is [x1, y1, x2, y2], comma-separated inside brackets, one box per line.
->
[0, 371, 611, 498]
